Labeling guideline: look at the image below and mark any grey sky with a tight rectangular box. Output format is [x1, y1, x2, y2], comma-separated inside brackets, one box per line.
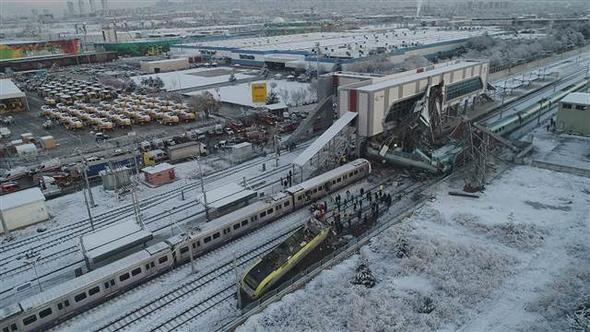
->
[0, 0, 160, 16]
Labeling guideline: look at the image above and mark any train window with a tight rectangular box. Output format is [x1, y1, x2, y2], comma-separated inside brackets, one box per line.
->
[195, 241, 200, 248]
[23, 315, 37, 326]
[284, 201, 289, 207]
[242, 220, 249, 226]
[64, 300, 70, 307]
[89, 286, 100, 296]
[10, 325, 16, 332]
[203, 236, 211, 243]
[74, 292, 87, 302]
[109, 280, 115, 287]
[58, 303, 63, 310]
[131, 268, 141, 276]
[180, 247, 189, 254]
[297, 195, 302, 201]
[252, 215, 258, 221]
[267, 208, 273, 214]
[213, 232, 220, 239]
[159, 256, 168, 264]
[39, 308, 52, 319]
[233, 223, 240, 230]
[350, 172, 354, 177]
[225, 227, 231, 234]
[260, 211, 266, 218]
[104, 282, 110, 288]
[337, 178, 341, 183]
[3, 326, 9, 332]
[119, 273, 130, 282]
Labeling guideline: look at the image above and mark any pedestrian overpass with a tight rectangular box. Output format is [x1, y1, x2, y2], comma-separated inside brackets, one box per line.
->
[292, 111, 358, 175]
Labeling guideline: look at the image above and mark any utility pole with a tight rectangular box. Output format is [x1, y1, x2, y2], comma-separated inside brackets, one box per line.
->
[187, 233, 195, 274]
[0, 209, 11, 239]
[81, 159, 96, 207]
[197, 157, 209, 221]
[82, 185, 95, 231]
[29, 258, 42, 292]
[233, 254, 241, 309]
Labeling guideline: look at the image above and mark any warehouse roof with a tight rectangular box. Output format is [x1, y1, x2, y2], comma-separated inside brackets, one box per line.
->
[0, 79, 25, 100]
[561, 92, 590, 106]
[1, 187, 45, 211]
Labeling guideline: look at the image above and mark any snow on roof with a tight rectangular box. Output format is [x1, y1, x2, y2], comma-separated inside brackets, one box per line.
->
[182, 27, 501, 57]
[198, 182, 257, 209]
[142, 57, 188, 64]
[142, 162, 174, 174]
[15, 143, 36, 153]
[1, 187, 45, 211]
[288, 159, 368, 194]
[357, 61, 485, 93]
[0, 79, 25, 100]
[81, 219, 153, 262]
[130, 67, 252, 92]
[561, 92, 590, 106]
[231, 142, 252, 149]
[292, 112, 358, 167]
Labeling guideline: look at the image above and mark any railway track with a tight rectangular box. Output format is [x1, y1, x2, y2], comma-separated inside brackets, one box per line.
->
[0, 151, 300, 265]
[80, 170, 427, 332]
[481, 68, 588, 125]
[93, 226, 298, 332]
[0, 160, 299, 299]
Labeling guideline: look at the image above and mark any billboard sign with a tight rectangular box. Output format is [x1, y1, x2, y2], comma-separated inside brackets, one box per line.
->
[251, 82, 267, 104]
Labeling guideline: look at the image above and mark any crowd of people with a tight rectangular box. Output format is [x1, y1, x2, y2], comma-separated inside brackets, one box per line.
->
[309, 184, 395, 235]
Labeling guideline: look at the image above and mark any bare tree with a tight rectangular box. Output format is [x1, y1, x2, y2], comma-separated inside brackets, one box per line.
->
[189, 92, 221, 118]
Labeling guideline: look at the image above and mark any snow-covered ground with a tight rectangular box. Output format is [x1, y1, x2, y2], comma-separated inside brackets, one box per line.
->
[239, 164, 590, 331]
[0, 147, 310, 306]
[186, 79, 317, 108]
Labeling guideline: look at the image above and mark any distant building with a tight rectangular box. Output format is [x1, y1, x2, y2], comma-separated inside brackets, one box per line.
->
[557, 92, 590, 136]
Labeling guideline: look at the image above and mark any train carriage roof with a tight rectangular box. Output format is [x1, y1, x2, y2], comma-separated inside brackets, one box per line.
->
[18, 243, 167, 311]
[286, 159, 369, 194]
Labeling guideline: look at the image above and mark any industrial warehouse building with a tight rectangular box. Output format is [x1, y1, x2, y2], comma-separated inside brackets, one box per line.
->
[140, 57, 190, 73]
[557, 92, 590, 136]
[338, 60, 489, 137]
[0, 187, 50, 233]
[0, 79, 28, 113]
[171, 27, 500, 71]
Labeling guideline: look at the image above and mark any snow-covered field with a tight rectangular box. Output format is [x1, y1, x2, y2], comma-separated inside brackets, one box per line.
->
[239, 164, 590, 331]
